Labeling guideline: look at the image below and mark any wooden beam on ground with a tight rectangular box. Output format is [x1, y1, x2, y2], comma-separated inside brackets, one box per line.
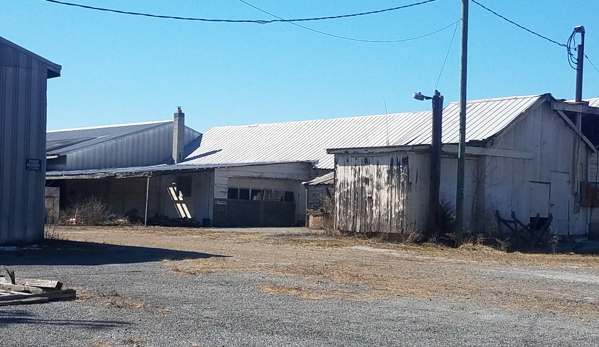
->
[0, 277, 62, 289]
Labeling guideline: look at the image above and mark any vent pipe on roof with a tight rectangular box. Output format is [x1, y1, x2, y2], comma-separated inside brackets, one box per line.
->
[173, 107, 185, 164]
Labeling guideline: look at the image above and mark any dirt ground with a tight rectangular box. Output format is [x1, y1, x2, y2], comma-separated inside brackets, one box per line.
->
[56, 226, 599, 319]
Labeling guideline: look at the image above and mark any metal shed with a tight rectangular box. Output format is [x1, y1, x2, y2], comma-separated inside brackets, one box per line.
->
[0, 36, 61, 243]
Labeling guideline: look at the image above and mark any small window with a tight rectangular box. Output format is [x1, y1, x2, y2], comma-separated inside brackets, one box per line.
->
[239, 188, 250, 200]
[227, 187, 239, 199]
[250, 189, 263, 201]
[177, 176, 192, 197]
[283, 191, 295, 203]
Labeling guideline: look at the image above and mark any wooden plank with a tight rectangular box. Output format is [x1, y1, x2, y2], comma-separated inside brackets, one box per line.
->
[0, 292, 35, 301]
[442, 145, 533, 160]
[0, 283, 45, 294]
[40, 289, 77, 301]
[0, 277, 62, 289]
[0, 297, 49, 306]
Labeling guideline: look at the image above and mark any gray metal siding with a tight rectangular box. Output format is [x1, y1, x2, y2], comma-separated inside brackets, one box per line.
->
[0, 41, 53, 243]
[62, 124, 200, 170]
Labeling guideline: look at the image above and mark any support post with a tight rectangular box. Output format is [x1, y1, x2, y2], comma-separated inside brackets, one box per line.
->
[144, 176, 150, 227]
[456, 0, 469, 243]
[428, 90, 443, 239]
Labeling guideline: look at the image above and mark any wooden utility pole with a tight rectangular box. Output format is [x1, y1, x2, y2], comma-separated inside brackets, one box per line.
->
[455, 0, 469, 243]
[427, 91, 444, 240]
[575, 25, 585, 102]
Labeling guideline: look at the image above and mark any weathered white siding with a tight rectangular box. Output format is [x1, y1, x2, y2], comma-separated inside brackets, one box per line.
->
[0, 38, 60, 243]
[334, 152, 418, 234]
[477, 102, 592, 235]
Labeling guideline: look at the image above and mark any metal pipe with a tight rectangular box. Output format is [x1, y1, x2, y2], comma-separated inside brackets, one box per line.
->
[144, 176, 150, 227]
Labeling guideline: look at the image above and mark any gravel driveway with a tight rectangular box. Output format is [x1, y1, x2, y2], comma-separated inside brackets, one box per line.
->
[0, 227, 598, 347]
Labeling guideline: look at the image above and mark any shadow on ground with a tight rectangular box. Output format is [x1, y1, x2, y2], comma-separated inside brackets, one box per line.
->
[0, 239, 228, 266]
[0, 309, 130, 329]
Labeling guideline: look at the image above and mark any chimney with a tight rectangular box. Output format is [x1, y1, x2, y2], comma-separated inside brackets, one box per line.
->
[173, 107, 185, 164]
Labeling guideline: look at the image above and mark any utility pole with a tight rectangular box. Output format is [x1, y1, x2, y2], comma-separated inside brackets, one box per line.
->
[455, 0, 468, 243]
[428, 91, 444, 240]
[575, 25, 585, 102]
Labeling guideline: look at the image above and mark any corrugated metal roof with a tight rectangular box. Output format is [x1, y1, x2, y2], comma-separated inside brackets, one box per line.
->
[46, 121, 171, 155]
[303, 172, 334, 186]
[183, 95, 544, 169]
[46, 161, 307, 179]
[587, 98, 599, 107]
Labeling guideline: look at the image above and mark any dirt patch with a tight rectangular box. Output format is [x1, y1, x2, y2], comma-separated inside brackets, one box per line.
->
[59, 227, 599, 317]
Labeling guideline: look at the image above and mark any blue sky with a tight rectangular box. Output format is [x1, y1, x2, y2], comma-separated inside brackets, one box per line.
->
[2, 0, 599, 132]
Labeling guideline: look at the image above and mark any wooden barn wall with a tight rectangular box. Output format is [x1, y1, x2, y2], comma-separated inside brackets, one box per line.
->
[438, 156, 479, 232]
[0, 44, 50, 243]
[213, 163, 312, 226]
[334, 153, 419, 234]
[479, 103, 591, 235]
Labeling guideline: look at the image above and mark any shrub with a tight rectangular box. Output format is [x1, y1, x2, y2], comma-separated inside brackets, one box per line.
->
[59, 197, 112, 226]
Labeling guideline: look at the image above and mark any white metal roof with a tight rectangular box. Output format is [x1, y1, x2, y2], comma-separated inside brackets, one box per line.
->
[587, 98, 599, 107]
[183, 94, 545, 169]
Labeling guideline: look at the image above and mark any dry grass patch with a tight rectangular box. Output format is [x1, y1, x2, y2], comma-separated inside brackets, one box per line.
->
[123, 337, 145, 346]
[62, 227, 599, 317]
[90, 341, 111, 347]
[73, 287, 146, 309]
[259, 284, 364, 301]
[107, 297, 145, 309]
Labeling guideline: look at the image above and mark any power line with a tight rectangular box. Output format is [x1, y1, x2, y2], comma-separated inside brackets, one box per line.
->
[471, 0, 599, 77]
[436, 21, 459, 89]
[470, 0, 567, 48]
[586, 55, 599, 74]
[238, 0, 459, 43]
[43, 0, 438, 24]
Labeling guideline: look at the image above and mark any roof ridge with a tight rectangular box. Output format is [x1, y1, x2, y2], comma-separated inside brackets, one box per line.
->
[47, 120, 171, 133]
[447, 94, 542, 106]
[206, 110, 432, 131]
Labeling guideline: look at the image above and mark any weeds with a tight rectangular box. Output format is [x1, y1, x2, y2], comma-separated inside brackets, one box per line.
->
[59, 197, 111, 226]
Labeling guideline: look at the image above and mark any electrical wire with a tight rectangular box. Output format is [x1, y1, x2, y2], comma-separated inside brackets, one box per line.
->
[240, 0, 460, 43]
[43, 0, 438, 24]
[567, 29, 579, 70]
[470, 0, 567, 48]
[471, 0, 599, 77]
[585, 55, 599, 75]
[435, 21, 458, 90]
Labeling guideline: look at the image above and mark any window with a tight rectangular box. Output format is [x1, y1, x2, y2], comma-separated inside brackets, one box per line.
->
[239, 188, 250, 200]
[177, 176, 192, 197]
[227, 187, 239, 199]
[283, 191, 295, 203]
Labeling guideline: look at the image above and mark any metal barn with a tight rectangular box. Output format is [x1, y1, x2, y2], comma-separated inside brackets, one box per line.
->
[330, 94, 599, 237]
[0, 36, 61, 243]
